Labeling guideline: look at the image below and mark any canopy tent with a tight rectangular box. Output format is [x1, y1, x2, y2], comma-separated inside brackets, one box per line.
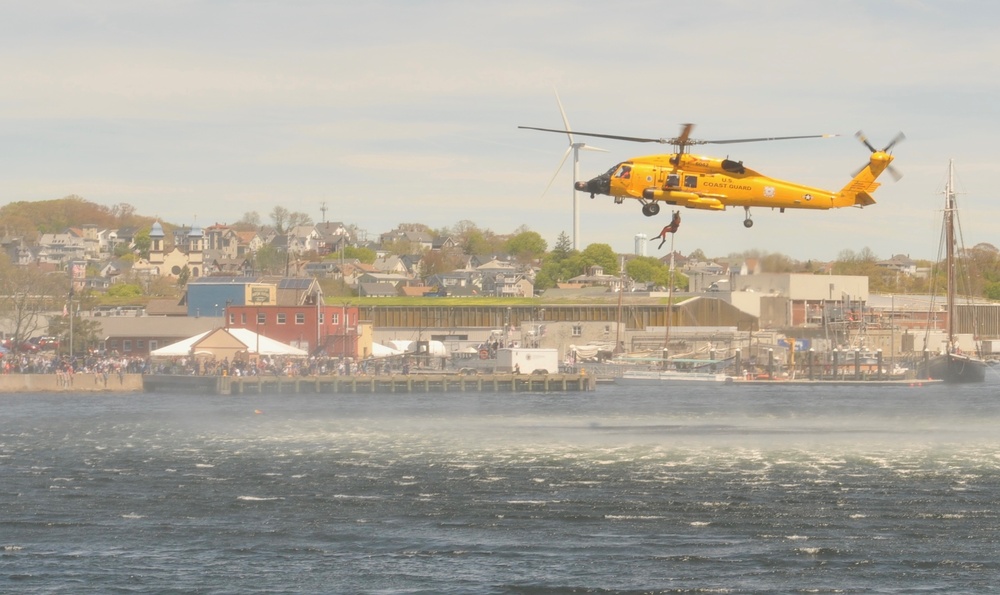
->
[370, 342, 405, 358]
[151, 327, 308, 360]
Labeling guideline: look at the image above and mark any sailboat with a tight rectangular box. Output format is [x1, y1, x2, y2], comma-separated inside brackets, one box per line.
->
[921, 160, 987, 383]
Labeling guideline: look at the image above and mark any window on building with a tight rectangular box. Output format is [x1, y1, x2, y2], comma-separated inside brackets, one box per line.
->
[295, 313, 305, 324]
[277, 313, 286, 324]
[257, 312, 266, 325]
[241, 313, 247, 324]
[229, 313, 235, 326]
[572, 325, 582, 337]
[149, 340, 158, 351]
[123, 340, 132, 352]
[319, 312, 324, 324]
[331, 313, 339, 325]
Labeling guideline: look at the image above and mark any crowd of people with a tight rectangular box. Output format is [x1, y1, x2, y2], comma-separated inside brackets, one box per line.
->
[165, 355, 412, 377]
[2, 350, 443, 380]
[1, 351, 150, 387]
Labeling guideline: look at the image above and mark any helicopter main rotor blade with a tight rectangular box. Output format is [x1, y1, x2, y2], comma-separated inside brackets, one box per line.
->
[520, 126, 838, 147]
[707, 134, 838, 145]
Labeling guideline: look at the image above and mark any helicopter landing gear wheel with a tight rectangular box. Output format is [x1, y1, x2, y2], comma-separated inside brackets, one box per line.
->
[743, 207, 753, 228]
[642, 203, 660, 217]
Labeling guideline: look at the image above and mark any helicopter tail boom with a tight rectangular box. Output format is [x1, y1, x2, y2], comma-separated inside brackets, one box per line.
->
[839, 151, 892, 207]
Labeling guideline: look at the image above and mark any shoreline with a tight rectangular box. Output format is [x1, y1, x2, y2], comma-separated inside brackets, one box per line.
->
[0, 373, 144, 393]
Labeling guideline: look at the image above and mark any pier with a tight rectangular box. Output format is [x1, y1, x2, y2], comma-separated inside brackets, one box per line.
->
[143, 373, 597, 395]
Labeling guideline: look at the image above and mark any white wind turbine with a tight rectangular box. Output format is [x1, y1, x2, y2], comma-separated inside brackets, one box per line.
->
[540, 91, 607, 251]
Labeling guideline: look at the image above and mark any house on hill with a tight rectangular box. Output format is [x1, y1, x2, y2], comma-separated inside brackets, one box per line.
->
[876, 254, 919, 277]
[380, 228, 433, 252]
[36, 230, 86, 265]
[568, 265, 622, 291]
[315, 221, 350, 255]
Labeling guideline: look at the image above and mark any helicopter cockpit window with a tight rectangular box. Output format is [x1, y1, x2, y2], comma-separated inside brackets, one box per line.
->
[614, 164, 632, 179]
[721, 159, 745, 174]
[684, 175, 698, 188]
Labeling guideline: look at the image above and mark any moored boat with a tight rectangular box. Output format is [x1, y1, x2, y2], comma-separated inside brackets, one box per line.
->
[919, 160, 987, 383]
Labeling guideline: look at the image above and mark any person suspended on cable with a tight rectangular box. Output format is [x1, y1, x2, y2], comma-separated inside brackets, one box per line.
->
[650, 211, 681, 249]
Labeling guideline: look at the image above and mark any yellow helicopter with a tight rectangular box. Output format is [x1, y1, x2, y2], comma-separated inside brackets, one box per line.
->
[519, 123, 903, 228]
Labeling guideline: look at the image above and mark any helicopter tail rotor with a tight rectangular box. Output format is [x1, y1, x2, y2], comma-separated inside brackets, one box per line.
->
[854, 131, 905, 181]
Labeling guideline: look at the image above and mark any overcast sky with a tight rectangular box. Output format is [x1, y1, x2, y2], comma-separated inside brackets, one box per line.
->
[3, 0, 999, 262]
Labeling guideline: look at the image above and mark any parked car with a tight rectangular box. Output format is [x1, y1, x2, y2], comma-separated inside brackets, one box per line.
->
[37, 336, 60, 350]
[1, 339, 38, 353]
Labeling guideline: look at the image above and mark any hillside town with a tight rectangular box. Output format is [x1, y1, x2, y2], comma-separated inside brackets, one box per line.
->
[3, 208, 1000, 382]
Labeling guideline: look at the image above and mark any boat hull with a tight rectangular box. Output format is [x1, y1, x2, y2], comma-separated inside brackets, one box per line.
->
[617, 370, 734, 385]
[921, 353, 987, 383]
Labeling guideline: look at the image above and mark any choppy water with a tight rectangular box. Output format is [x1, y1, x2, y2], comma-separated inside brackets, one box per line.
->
[3, 380, 1000, 593]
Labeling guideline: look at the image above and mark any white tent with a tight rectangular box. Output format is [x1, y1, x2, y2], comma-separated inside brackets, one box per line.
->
[387, 340, 412, 352]
[150, 327, 308, 358]
[370, 342, 405, 358]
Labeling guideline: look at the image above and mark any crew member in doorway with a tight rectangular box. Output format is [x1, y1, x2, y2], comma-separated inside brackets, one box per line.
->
[651, 211, 681, 249]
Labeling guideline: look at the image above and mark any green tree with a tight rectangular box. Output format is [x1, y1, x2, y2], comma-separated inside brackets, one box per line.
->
[534, 233, 581, 290]
[505, 230, 547, 263]
[551, 232, 572, 261]
[133, 229, 152, 259]
[626, 256, 671, 287]
[580, 243, 619, 276]
[255, 244, 287, 275]
[462, 229, 493, 255]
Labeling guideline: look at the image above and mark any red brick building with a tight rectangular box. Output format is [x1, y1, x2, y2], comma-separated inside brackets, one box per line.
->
[226, 304, 363, 357]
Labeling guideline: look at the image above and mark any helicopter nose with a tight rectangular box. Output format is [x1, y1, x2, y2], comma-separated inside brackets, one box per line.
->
[576, 174, 610, 196]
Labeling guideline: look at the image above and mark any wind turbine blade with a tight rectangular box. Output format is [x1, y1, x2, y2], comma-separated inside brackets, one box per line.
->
[580, 144, 609, 153]
[541, 146, 573, 197]
[554, 88, 574, 144]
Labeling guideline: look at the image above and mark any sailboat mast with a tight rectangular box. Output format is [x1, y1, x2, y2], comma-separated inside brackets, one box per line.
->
[946, 159, 956, 344]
